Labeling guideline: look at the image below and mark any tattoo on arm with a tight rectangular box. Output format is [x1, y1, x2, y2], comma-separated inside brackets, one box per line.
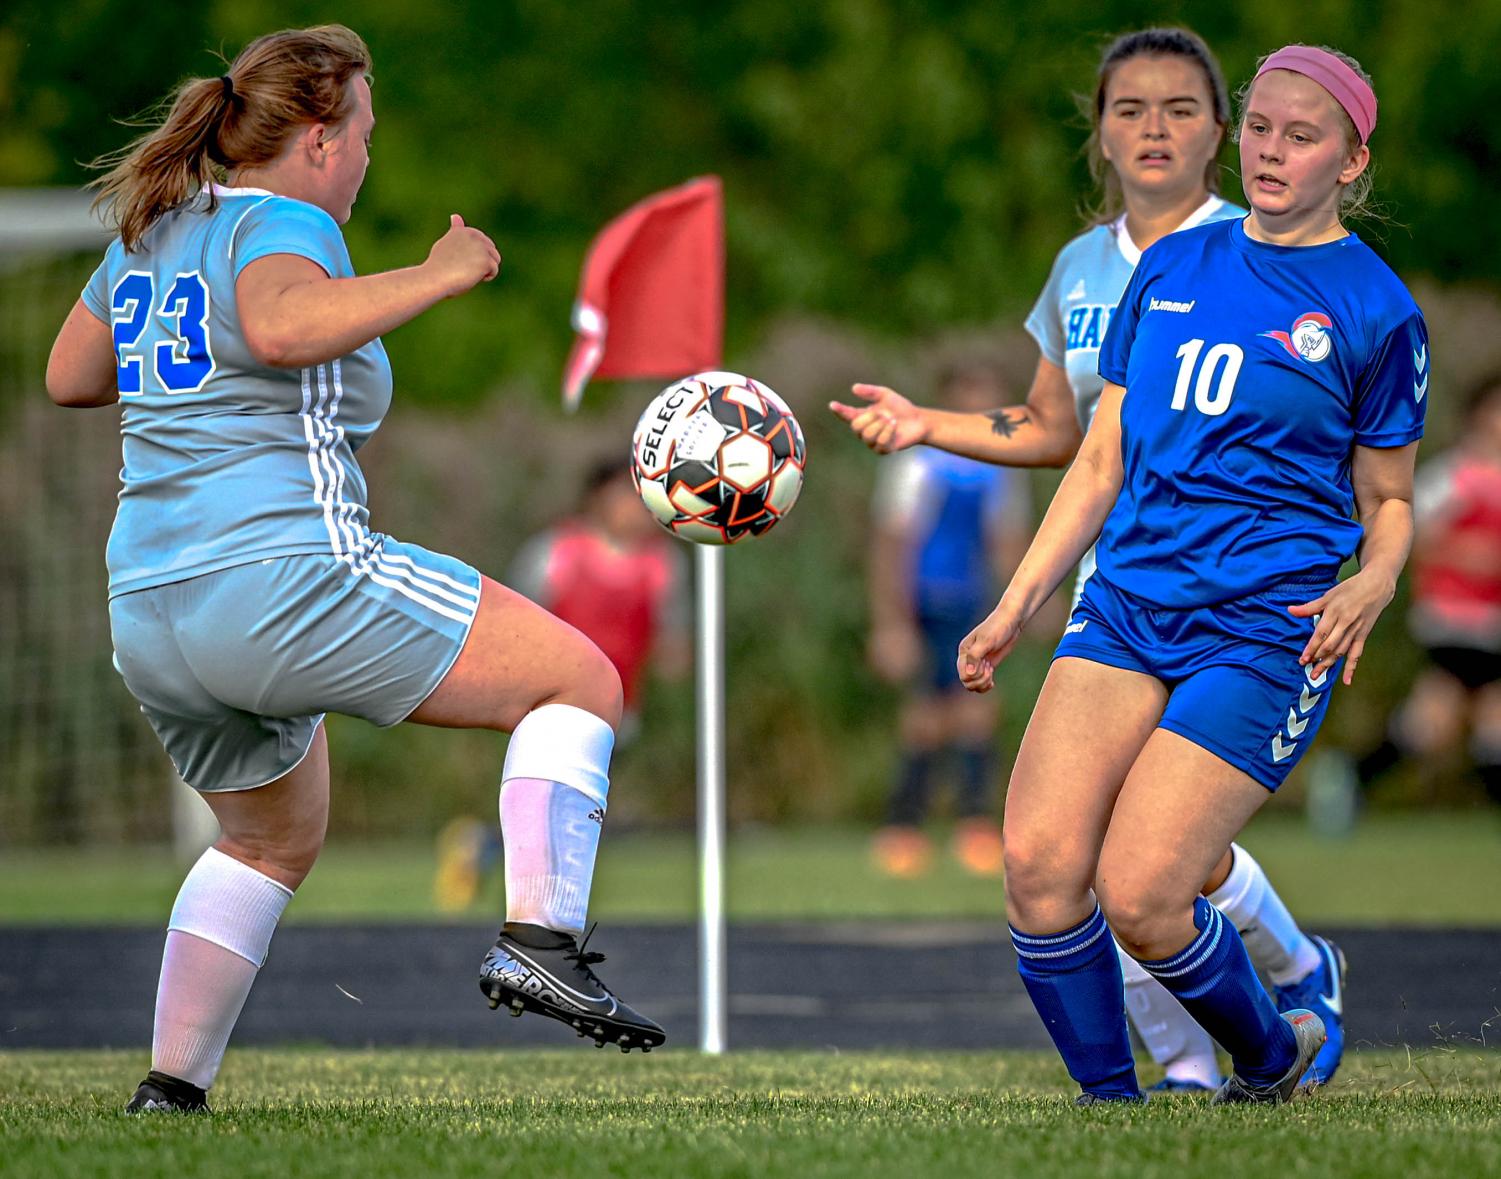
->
[986, 409, 1031, 438]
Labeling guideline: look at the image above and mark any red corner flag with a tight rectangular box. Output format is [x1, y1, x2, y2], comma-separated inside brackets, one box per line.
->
[562, 176, 724, 410]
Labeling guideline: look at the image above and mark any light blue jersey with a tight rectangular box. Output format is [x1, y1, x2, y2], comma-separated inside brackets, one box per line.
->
[82, 185, 399, 601]
[1025, 196, 1242, 433]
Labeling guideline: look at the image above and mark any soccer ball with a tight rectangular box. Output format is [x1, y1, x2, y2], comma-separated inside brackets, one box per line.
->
[631, 371, 806, 545]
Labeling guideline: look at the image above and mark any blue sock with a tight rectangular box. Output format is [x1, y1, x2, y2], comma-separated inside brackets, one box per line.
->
[1138, 896, 1297, 1087]
[954, 744, 996, 817]
[1011, 905, 1139, 1098]
[887, 750, 935, 826]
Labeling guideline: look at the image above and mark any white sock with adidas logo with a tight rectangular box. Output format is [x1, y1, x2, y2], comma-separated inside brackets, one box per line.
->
[499, 704, 615, 935]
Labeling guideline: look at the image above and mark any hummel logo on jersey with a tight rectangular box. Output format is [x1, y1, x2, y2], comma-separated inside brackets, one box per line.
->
[1413, 342, 1429, 402]
[1066, 279, 1087, 301]
[1261, 311, 1334, 363]
[1064, 619, 1088, 635]
[1148, 296, 1196, 314]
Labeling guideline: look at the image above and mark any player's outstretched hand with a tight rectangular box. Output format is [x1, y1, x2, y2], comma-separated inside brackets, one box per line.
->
[828, 384, 929, 454]
[425, 214, 501, 296]
[1288, 568, 1397, 685]
[957, 603, 1024, 693]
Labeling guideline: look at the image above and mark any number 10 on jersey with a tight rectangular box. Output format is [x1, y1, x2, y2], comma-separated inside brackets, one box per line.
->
[1171, 338, 1243, 417]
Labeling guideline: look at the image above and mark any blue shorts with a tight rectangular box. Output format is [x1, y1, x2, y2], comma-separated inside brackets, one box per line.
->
[109, 540, 481, 792]
[1054, 572, 1338, 791]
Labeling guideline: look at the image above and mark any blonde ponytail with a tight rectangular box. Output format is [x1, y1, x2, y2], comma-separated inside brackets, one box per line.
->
[91, 25, 371, 252]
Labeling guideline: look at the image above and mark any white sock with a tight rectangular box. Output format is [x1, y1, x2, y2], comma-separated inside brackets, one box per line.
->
[500, 704, 614, 935]
[152, 847, 293, 1089]
[1118, 941, 1223, 1086]
[1207, 843, 1321, 986]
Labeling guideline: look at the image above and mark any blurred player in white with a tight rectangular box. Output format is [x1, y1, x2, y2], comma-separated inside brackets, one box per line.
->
[832, 28, 1345, 1093]
[46, 24, 663, 1114]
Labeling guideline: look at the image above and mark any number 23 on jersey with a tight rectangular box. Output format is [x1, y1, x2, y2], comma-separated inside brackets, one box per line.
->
[110, 270, 216, 396]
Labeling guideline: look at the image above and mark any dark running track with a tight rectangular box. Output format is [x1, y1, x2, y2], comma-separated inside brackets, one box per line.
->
[3, 923, 1498, 1053]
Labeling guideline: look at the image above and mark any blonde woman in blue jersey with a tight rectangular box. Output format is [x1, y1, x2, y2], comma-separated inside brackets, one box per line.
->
[46, 25, 664, 1114]
[835, 29, 1345, 1095]
[953, 44, 1423, 1106]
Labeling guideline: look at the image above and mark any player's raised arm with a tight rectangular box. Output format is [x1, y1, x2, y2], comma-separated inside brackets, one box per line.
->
[237, 214, 499, 369]
[829, 354, 1083, 468]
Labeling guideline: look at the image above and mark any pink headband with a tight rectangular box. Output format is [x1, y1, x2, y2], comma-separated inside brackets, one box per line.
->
[1254, 45, 1377, 143]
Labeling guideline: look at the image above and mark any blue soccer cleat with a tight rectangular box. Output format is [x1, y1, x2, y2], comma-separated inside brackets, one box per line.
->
[1273, 935, 1346, 1087]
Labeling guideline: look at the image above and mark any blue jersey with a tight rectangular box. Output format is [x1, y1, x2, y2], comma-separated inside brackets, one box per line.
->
[1097, 218, 1428, 608]
[874, 447, 1026, 614]
[82, 185, 393, 597]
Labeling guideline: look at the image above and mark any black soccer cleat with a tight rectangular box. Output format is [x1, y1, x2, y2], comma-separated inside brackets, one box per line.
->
[479, 922, 667, 1053]
[124, 1070, 210, 1114]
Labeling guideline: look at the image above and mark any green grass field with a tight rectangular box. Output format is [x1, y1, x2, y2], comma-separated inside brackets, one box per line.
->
[2, 813, 1498, 925]
[2, 1048, 1498, 1179]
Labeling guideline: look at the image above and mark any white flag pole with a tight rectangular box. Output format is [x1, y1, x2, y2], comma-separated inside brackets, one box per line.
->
[695, 543, 727, 1054]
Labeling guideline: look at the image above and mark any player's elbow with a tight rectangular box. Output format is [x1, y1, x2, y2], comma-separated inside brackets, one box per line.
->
[241, 318, 303, 369]
[243, 332, 298, 369]
[1036, 420, 1085, 468]
[1040, 439, 1080, 468]
[45, 356, 113, 408]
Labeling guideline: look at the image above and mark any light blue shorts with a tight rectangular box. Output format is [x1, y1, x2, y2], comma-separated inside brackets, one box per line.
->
[109, 540, 481, 792]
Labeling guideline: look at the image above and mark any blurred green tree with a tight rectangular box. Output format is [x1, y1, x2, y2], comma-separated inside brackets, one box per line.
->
[4, 0, 1497, 406]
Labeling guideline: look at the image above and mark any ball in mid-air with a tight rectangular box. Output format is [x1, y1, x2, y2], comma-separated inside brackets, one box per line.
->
[631, 371, 806, 545]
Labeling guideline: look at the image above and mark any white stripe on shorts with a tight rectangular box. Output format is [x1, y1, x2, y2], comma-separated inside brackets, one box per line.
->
[373, 549, 482, 599]
[300, 363, 478, 625]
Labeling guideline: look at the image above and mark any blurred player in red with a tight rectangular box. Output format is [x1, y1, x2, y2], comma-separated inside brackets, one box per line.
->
[1311, 373, 1501, 822]
[436, 460, 687, 907]
[868, 361, 1031, 877]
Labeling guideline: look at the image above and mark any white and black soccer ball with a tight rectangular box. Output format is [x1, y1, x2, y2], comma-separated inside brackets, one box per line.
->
[631, 371, 806, 545]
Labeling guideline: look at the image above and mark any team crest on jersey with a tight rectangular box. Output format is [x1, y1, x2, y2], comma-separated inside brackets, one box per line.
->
[1261, 312, 1334, 363]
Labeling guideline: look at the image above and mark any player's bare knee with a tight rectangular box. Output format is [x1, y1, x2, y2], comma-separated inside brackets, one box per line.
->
[216, 824, 325, 890]
[1003, 835, 1086, 920]
[1096, 881, 1183, 959]
[547, 646, 623, 730]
